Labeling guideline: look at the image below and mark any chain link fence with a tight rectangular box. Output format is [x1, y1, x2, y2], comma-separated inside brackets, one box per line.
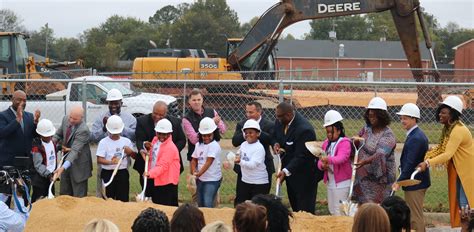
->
[1, 68, 473, 213]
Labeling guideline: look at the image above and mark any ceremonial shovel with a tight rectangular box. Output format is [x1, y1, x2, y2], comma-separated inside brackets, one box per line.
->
[47, 151, 69, 199]
[136, 144, 149, 202]
[101, 149, 125, 199]
[340, 137, 365, 216]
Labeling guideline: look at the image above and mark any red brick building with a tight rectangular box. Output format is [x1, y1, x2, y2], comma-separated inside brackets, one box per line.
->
[453, 39, 474, 82]
[276, 40, 431, 81]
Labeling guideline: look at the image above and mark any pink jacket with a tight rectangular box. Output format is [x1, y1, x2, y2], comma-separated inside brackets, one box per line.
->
[317, 137, 352, 185]
[148, 135, 180, 186]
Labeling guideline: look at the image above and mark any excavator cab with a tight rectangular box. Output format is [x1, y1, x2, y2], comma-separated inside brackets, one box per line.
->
[227, 38, 276, 80]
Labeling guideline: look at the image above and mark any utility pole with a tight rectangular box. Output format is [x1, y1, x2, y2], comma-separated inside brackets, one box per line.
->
[45, 23, 49, 58]
[329, 20, 337, 80]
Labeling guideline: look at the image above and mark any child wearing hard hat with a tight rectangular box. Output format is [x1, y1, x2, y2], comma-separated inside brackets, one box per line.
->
[190, 117, 222, 208]
[31, 119, 58, 202]
[317, 110, 352, 216]
[96, 115, 136, 202]
[141, 118, 180, 206]
[234, 119, 270, 205]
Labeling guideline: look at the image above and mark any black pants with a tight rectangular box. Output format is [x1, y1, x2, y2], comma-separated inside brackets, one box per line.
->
[101, 169, 129, 202]
[286, 174, 318, 214]
[32, 182, 53, 203]
[151, 183, 178, 206]
[234, 173, 271, 206]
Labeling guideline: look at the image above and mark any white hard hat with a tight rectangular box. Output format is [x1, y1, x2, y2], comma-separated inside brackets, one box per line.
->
[397, 103, 420, 118]
[106, 88, 123, 101]
[323, 110, 343, 127]
[198, 117, 217, 134]
[242, 119, 261, 132]
[367, 97, 387, 111]
[36, 119, 56, 137]
[440, 95, 463, 114]
[106, 115, 124, 134]
[155, 118, 173, 133]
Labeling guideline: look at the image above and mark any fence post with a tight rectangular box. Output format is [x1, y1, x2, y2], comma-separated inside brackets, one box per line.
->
[89, 68, 93, 76]
[278, 80, 284, 103]
[82, 79, 87, 122]
[182, 82, 187, 118]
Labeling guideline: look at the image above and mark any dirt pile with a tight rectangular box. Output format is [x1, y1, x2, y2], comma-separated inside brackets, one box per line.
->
[26, 196, 353, 231]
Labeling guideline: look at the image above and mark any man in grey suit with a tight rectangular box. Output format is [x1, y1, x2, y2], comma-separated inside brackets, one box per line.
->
[53, 106, 92, 197]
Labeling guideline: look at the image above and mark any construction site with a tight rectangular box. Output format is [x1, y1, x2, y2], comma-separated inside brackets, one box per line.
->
[1, 0, 473, 231]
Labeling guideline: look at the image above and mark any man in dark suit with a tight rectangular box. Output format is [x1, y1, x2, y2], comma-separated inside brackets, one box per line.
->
[135, 101, 186, 194]
[53, 106, 92, 197]
[0, 90, 40, 168]
[393, 103, 430, 232]
[274, 102, 322, 214]
[232, 101, 274, 206]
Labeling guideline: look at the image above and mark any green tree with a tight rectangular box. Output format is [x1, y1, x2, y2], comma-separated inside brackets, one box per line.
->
[149, 5, 180, 26]
[170, 0, 240, 55]
[306, 15, 370, 40]
[0, 9, 26, 32]
[436, 23, 474, 62]
[27, 24, 55, 58]
[51, 37, 83, 61]
[81, 15, 159, 70]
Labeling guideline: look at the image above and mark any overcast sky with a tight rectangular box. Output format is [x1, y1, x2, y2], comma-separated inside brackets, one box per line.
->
[2, 0, 473, 39]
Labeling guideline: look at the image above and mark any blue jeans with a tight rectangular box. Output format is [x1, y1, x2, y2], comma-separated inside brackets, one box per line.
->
[457, 177, 469, 208]
[197, 179, 221, 208]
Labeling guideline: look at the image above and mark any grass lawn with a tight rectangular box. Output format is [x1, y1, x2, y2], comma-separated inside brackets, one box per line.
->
[87, 163, 449, 214]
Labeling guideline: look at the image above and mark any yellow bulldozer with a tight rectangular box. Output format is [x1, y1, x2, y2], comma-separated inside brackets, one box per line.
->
[0, 32, 83, 98]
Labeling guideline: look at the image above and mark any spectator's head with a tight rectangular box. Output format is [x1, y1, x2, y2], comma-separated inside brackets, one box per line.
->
[201, 221, 232, 232]
[152, 101, 168, 124]
[170, 203, 205, 232]
[276, 102, 294, 125]
[154, 118, 173, 142]
[233, 202, 267, 232]
[251, 194, 292, 232]
[131, 207, 170, 232]
[106, 88, 123, 115]
[437, 95, 463, 125]
[11, 90, 26, 111]
[246, 101, 263, 121]
[323, 110, 345, 142]
[381, 196, 411, 232]
[84, 219, 119, 232]
[198, 117, 217, 144]
[365, 97, 391, 129]
[68, 106, 84, 126]
[352, 203, 390, 232]
[188, 88, 204, 112]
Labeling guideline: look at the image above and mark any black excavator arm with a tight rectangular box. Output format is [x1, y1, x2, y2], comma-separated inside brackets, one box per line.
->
[228, 0, 438, 84]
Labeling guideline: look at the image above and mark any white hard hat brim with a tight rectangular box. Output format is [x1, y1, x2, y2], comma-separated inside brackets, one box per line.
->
[37, 127, 56, 137]
[106, 124, 124, 134]
[199, 125, 217, 135]
[155, 128, 173, 133]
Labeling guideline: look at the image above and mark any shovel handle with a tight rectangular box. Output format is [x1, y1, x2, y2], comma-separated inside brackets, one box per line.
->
[410, 168, 420, 180]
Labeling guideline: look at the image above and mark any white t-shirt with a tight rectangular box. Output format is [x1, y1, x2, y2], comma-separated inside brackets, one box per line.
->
[239, 141, 268, 184]
[326, 138, 351, 189]
[96, 136, 134, 170]
[42, 141, 56, 173]
[191, 140, 222, 182]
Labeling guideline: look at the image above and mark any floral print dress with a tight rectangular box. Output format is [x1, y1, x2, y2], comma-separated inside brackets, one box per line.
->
[353, 125, 397, 204]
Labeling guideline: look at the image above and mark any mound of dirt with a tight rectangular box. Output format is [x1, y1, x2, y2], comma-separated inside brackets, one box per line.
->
[26, 196, 353, 231]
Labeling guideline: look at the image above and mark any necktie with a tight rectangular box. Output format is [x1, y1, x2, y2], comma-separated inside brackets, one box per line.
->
[65, 124, 73, 142]
[284, 125, 288, 134]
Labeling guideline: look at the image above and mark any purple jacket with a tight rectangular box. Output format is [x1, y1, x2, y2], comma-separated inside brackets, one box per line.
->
[317, 137, 352, 185]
